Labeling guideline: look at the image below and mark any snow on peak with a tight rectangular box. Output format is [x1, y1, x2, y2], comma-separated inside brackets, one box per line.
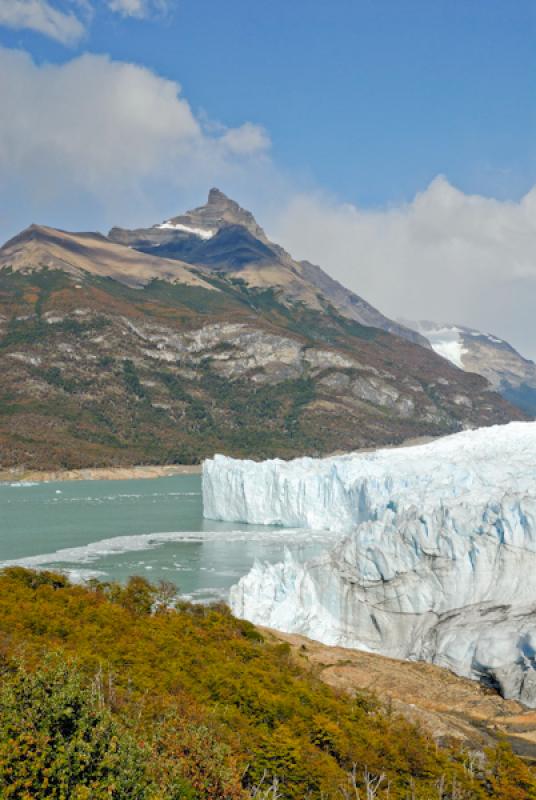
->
[156, 221, 215, 239]
[429, 336, 466, 368]
[407, 320, 511, 368]
[407, 322, 467, 368]
[203, 421, 536, 706]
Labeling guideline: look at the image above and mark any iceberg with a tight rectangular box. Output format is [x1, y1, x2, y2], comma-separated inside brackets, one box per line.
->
[203, 422, 536, 706]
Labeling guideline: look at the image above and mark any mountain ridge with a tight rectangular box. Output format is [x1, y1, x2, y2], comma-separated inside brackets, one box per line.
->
[404, 319, 536, 417]
[0, 223, 214, 290]
[109, 189, 429, 347]
[0, 191, 525, 470]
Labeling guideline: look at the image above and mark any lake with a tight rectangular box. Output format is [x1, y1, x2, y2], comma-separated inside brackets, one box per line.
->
[0, 475, 331, 602]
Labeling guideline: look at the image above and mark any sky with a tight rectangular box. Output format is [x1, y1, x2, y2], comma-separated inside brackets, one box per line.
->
[1, 0, 536, 357]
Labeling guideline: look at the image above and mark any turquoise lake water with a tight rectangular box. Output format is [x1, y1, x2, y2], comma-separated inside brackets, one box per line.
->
[0, 475, 330, 602]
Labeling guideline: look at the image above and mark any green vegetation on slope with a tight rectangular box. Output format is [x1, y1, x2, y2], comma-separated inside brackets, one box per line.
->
[0, 267, 521, 470]
[0, 658, 155, 799]
[0, 568, 535, 799]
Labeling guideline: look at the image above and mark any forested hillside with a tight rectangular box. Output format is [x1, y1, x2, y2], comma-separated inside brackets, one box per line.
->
[0, 568, 535, 799]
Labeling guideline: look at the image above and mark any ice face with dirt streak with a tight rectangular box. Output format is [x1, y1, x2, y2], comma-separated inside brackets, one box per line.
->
[203, 422, 536, 707]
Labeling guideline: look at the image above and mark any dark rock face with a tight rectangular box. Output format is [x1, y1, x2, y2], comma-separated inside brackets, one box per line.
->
[501, 382, 536, 418]
[138, 225, 279, 272]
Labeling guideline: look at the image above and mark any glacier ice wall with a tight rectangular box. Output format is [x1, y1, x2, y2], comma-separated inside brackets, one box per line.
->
[203, 423, 536, 529]
[203, 422, 536, 706]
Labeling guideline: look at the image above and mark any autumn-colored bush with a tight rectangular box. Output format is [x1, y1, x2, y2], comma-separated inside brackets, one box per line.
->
[0, 568, 535, 799]
[0, 656, 155, 799]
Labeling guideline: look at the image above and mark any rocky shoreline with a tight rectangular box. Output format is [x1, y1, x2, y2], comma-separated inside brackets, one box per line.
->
[0, 463, 202, 483]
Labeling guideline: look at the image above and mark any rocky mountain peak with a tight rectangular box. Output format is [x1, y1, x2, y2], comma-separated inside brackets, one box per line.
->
[106, 192, 435, 347]
[174, 188, 267, 241]
[1, 224, 66, 254]
[207, 187, 237, 208]
[8, 223, 51, 243]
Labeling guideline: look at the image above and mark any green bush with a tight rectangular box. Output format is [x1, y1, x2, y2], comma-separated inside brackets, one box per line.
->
[123, 359, 147, 399]
[0, 657, 153, 799]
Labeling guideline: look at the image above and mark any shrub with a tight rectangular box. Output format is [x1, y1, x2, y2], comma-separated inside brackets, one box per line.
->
[0, 657, 153, 799]
[123, 359, 147, 399]
[0, 569, 535, 799]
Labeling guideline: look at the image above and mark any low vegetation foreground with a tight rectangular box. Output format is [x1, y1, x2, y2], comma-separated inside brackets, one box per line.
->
[0, 568, 535, 799]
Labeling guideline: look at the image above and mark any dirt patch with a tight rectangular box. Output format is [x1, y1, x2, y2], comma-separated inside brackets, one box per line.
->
[263, 627, 536, 760]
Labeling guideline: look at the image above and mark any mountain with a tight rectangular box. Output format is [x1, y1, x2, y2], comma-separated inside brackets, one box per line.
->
[0, 224, 211, 289]
[404, 320, 536, 417]
[109, 188, 428, 346]
[0, 193, 524, 471]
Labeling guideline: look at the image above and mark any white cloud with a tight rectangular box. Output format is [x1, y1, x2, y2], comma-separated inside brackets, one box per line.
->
[220, 122, 271, 156]
[0, 0, 85, 44]
[0, 0, 174, 43]
[271, 177, 536, 360]
[0, 43, 531, 365]
[0, 48, 199, 184]
[0, 47, 272, 238]
[106, 0, 169, 18]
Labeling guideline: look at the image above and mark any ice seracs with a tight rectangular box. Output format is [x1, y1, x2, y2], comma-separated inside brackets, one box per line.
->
[203, 422, 536, 530]
[203, 422, 536, 706]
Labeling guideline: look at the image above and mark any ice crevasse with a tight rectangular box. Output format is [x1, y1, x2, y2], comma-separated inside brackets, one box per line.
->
[202, 422, 536, 706]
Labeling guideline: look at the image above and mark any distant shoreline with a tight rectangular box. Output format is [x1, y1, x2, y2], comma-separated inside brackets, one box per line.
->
[0, 463, 202, 484]
[0, 436, 439, 485]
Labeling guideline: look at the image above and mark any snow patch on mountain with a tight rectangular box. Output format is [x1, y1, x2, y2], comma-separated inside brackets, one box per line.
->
[156, 221, 215, 239]
[401, 320, 536, 417]
[429, 335, 466, 368]
[405, 322, 468, 369]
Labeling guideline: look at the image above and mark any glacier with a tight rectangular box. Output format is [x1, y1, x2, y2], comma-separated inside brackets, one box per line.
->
[203, 422, 536, 706]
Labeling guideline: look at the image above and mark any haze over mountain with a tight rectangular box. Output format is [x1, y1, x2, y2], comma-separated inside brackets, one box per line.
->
[0, 190, 523, 471]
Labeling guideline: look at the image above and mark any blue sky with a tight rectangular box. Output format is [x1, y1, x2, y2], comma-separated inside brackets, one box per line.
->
[2, 0, 535, 207]
[1, 0, 536, 356]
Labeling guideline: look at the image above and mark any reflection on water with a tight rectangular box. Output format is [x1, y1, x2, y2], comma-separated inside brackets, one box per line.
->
[0, 475, 334, 602]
